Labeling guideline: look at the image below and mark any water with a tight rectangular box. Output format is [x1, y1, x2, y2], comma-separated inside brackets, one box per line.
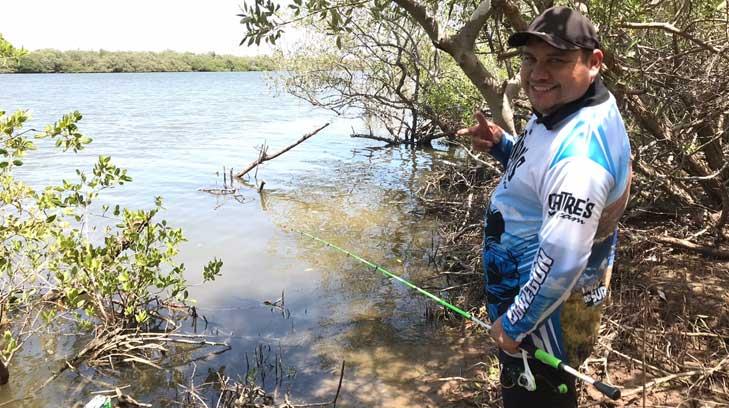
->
[0, 72, 488, 407]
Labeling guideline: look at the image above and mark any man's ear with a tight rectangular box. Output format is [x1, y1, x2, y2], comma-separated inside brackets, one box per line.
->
[589, 49, 604, 79]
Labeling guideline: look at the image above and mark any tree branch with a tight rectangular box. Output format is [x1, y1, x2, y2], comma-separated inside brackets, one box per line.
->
[458, 1, 493, 48]
[235, 123, 330, 179]
[390, 0, 440, 45]
[621, 370, 700, 398]
[653, 235, 729, 259]
[493, 0, 529, 31]
[392, 0, 515, 134]
[621, 22, 728, 59]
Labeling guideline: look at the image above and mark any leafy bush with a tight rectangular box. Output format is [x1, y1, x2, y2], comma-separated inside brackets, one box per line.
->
[0, 109, 222, 367]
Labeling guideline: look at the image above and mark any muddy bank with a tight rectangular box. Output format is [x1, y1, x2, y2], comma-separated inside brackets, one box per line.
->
[417, 156, 729, 407]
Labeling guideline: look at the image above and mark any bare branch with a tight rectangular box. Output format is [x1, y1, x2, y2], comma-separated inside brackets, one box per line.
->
[653, 235, 729, 259]
[235, 123, 330, 179]
[351, 132, 400, 145]
[390, 0, 440, 45]
[493, 0, 529, 31]
[621, 22, 729, 59]
[458, 1, 493, 48]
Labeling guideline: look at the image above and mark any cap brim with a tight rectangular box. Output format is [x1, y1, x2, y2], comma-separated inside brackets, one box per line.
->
[507, 31, 580, 50]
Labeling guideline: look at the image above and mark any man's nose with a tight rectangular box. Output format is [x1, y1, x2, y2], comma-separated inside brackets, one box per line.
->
[529, 62, 550, 82]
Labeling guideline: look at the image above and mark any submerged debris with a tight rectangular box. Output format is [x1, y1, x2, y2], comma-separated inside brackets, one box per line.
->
[179, 361, 346, 408]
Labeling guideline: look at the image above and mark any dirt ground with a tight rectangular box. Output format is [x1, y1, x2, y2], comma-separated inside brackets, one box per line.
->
[416, 161, 729, 408]
[419, 231, 729, 408]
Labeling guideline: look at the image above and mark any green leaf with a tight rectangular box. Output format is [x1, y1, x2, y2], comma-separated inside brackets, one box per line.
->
[135, 310, 149, 324]
[12, 159, 22, 166]
[202, 258, 223, 282]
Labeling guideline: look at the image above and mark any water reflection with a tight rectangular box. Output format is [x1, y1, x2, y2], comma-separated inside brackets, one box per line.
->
[0, 72, 490, 407]
[247, 145, 491, 406]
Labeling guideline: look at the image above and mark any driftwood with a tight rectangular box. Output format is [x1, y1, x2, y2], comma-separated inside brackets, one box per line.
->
[0, 328, 231, 407]
[620, 370, 701, 399]
[350, 133, 399, 145]
[235, 123, 330, 179]
[653, 235, 729, 259]
[178, 360, 346, 408]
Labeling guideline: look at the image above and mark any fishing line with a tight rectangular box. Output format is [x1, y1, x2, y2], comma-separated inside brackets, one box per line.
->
[293, 229, 621, 400]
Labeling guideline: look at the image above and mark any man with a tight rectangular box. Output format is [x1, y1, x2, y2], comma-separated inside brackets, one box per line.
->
[457, 6, 632, 407]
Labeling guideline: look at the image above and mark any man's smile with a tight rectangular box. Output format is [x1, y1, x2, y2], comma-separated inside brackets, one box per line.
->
[530, 84, 558, 93]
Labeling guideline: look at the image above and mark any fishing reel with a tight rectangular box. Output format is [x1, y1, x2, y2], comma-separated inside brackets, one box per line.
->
[502, 350, 569, 394]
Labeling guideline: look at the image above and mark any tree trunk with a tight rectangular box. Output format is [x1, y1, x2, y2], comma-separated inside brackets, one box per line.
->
[392, 0, 519, 135]
[439, 40, 517, 135]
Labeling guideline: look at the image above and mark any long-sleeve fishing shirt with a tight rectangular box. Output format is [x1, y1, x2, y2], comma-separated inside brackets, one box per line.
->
[484, 78, 632, 361]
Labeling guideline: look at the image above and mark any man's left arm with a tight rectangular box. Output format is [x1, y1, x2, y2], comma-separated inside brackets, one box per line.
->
[500, 157, 614, 343]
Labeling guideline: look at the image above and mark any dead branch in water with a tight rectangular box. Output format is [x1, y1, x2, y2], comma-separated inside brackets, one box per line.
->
[76, 329, 231, 370]
[350, 132, 400, 145]
[0, 328, 232, 407]
[198, 187, 238, 195]
[178, 360, 346, 408]
[235, 123, 330, 179]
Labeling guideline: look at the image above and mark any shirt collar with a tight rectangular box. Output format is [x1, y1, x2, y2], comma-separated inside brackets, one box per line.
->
[534, 77, 610, 130]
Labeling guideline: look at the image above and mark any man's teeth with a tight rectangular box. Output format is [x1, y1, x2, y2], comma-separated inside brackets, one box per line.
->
[532, 85, 554, 91]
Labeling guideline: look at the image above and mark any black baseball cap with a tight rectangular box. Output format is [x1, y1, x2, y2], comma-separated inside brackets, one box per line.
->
[508, 6, 600, 50]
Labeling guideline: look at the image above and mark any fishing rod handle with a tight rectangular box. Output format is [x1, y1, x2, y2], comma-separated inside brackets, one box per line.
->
[521, 343, 621, 400]
[594, 381, 621, 400]
[518, 343, 562, 370]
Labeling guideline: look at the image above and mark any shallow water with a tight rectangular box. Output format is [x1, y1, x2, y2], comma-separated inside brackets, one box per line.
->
[0, 72, 489, 407]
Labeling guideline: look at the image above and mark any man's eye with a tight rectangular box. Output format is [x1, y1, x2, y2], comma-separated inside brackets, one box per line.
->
[549, 58, 566, 64]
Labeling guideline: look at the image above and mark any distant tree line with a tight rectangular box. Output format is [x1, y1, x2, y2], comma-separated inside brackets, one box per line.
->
[0, 49, 278, 73]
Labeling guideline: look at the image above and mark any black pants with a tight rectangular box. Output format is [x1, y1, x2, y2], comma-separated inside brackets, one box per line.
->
[500, 351, 577, 408]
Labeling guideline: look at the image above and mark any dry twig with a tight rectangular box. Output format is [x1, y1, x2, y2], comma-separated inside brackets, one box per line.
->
[235, 123, 330, 179]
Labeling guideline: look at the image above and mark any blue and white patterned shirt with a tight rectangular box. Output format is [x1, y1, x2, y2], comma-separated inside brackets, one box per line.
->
[484, 79, 632, 360]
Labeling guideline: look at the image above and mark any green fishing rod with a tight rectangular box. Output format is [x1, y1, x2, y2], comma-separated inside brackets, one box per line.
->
[296, 230, 621, 401]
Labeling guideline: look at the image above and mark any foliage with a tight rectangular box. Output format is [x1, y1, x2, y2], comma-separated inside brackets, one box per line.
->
[0, 34, 26, 69]
[0, 109, 222, 366]
[238, 0, 362, 47]
[272, 4, 491, 145]
[0, 49, 277, 73]
[585, 0, 729, 235]
[241, 0, 729, 237]
[419, 56, 486, 131]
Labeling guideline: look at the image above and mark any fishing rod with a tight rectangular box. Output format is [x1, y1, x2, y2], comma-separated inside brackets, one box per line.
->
[295, 229, 621, 401]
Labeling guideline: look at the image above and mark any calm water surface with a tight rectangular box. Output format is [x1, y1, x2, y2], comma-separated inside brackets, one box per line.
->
[0, 72, 488, 407]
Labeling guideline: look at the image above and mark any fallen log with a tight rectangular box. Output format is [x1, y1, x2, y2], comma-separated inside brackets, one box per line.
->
[235, 123, 330, 179]
[653, 235, 729, 259]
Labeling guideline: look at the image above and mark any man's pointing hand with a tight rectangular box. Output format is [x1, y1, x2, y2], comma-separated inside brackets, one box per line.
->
[456, 111, 505, 152]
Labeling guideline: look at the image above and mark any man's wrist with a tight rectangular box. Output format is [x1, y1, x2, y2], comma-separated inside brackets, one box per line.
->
[501, 310, 523, 342]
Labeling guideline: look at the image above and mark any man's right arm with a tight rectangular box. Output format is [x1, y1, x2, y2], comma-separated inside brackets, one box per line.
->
[456, 111, 513, 167]
[489, 132, 515, 167]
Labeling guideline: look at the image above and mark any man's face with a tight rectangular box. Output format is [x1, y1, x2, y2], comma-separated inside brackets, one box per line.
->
[520, 39, 603, 115]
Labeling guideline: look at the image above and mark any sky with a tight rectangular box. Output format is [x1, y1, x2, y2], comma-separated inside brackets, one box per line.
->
[1, 0, 276, 56]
